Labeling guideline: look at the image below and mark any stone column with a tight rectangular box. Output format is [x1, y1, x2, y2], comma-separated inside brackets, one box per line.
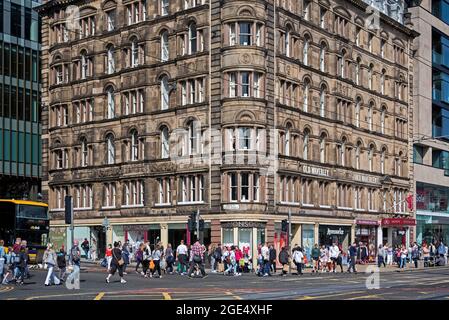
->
[160, 223, 168, 248]
[314, 223, 319, 245]
[210, 219, 221, 245]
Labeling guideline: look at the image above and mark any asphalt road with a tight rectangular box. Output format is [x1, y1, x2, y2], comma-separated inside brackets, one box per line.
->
[1, 266, 449, 300]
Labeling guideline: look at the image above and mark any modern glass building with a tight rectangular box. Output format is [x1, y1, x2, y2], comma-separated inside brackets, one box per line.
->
[0, 0, 42, 200]
[411, 0, 449, 246]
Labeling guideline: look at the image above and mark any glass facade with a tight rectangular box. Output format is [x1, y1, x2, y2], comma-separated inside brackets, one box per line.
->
[416, 182, 449, 213]
[433, 0, 449, 25]
[0, 0, 42, 199]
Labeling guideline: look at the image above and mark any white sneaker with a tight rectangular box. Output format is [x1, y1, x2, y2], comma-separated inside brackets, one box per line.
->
[106, 277, 110, 283]
[121, 279, 126, 284]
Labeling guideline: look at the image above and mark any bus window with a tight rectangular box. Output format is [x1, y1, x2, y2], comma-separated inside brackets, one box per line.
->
[17, 205, 48, 219]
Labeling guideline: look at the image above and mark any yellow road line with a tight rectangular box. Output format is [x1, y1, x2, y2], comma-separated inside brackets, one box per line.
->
[162, 292, 172, 300]
[25, 291, 100, 300]
[94, 292, 105, 300]
[225, 291, 242, 300]
[297, 291, 365, 300]
[347, 294, 381, 300]
[0, 286, 14, 293]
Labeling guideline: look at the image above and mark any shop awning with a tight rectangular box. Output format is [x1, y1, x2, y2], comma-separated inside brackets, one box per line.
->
[381, 218, 416, 226]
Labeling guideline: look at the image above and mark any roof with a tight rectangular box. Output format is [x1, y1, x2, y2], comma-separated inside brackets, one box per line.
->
[0, 200, 48, 207]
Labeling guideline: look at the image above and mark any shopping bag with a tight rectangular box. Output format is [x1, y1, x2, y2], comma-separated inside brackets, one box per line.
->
[282, 264, 289, 273]
[149, 260, 155, 270]
[218, 262, 224, 272]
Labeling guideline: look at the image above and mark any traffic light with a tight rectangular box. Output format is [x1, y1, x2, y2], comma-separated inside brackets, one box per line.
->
[188, 212, 197, 231]
[281, 219, 288, 232]
[64, 195, 73, 225]
[199, 219, 205, 231]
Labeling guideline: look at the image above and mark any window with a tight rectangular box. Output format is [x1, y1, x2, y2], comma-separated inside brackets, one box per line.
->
[103, 183, 116, 208]
[230, 173, 238, 201]
[239, 22, 251, 45]
[320, 44, 326, 72]
[354, 187, 362, 210]
[241, 72, 250, 97]
[81, 139, 88, 167]
[285, 27, 291, 57]
[355, 58, 361, 85]
[229, 72, 237, 97]
[433, 0, 449, 25]
[79, 16, 95, 39]
[355, 98, 361, 127]
[126, 1, 147, 25]
[303, 81, 309, 112]
[123, 180, 144, 206]
[368, 145, 374, 172]
[161, 31, 169, 62]
[339, 52, 346, 78]
[239, 127, 252, 150]
[157, 178, 171, 205]
[188, 121, 199, 155]
[301, 178, 313, 205]
[381, 39, 386, 58]
[303, 130, 309, 160]
[319, 134, 326, 163]
[303, 38, 309, 66]
[181, 175, 204, 203]
[355, 143, 361, 170]
[227, 172, 261, 202]
[131, 39, 139, 67]
[303, 0, 311, 20]
[80, 52, 89, 79]
[368, 102, 373, 131]
[381, 107, 386, 134]
[131, 130, 139, 161]
[161, 127, 170, 158]
[161, 76, 170, 110]
[74, 185, 93, 209]
[107, 87, 115, 119]
[161, 0, 169, 15]
[339, 138, 346, 166]
[381, 148, 386, 174]
[226, 71, 262, 98]
[107, 46, 115, 74]
[189, 23, 197, 54]
[284, 127, 291, 156]
[355, 27, 361, 46]
[368, 33, 373, 52]
[320, 85, 326, 117]
[368, 64, 374, 90]
[106, 10, 115, 31]
[381, 70, 386, 94]
[106, 134, 115, 165]
[319, 181, 329, 207]
[320, 7, 327, 28]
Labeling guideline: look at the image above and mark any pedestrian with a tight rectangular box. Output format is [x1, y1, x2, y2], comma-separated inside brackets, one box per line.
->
[269, 244, 277, 274]
[121, 242, 130, 275]
[43, 243, 60, 286]
[57, 246, 67, 282]
[135, 243, 144, 274]
[319, 245, 328, 272]
[292, 246, 304, 275]
[164, 243, 175, 274]
[399, 245, 407, 269]
[66, 240, 81, 286]
[14, 246, 27, 285]
[106, 242, 126, 284]
[377, 244, 386, 268]
[224, 245, 239, 276]
[347, 242, 358, 273]
[151, 244, 163, 278]
[422, 242, 430, 267]
[0, 240, 5, 281]
[311, 244, 320, 273]
[188, 240, 207, 278]
[213, 244, 222, 273]
[411, 242, 419, 268]
[142, 243, 151, 278]
[81, 238, 89, 260]
[261, 243, 271, 277]
[2, 247, 13, 284]
[176, 240, 188, 275]
[278, 246, 290, 276]
[106, 244, 113, 271]
[90, 239, 97, 262]
[445, 244, 448, 266]
[329, 243, 340, 273]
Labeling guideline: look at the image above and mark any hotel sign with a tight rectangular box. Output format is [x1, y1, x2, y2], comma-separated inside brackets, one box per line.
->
[302, 165, 330, 177]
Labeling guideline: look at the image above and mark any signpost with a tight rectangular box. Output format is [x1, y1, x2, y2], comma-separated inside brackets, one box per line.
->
[65, 195, 74, 247]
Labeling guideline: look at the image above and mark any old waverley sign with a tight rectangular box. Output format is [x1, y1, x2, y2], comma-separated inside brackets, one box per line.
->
[302, 165, 330, 177]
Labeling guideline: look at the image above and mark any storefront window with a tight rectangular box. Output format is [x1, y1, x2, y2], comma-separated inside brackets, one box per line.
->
[302, 224, 314, 265]
[238, 228, 252, 256]
[257, 228, 265, 246]
[223, 228, 234, 247]
[355, 225, 377, 262]
[319, 225, 351, 250]
[417, 217, 449, 246]
[416, 182, 449, 213]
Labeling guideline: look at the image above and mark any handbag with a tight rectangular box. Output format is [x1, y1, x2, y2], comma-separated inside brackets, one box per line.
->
[113, 250, 124, 266]
[149, 259, 155, 270]
[282, 264, 289, 272]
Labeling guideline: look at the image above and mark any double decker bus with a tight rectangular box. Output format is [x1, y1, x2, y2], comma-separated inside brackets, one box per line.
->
[0, 200, 49, 263]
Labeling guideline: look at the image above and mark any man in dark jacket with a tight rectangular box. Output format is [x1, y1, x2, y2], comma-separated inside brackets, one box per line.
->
[269, 245, 277, 273]
[278, 247, 289, 276]
[56, 247, 67, 282]
[213, 244, 222, 272]
[348, 242, 358, 273]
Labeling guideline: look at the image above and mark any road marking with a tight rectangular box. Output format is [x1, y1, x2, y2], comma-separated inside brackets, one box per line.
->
[297, 291, 365, 300]
[162, 292, 172, 300]
[94, 292, 105, 300]
[25, 292, 100, 300]
[225, 291, 242, 300]
[0, 286, 14, 293]
[347, 294, 380, 300]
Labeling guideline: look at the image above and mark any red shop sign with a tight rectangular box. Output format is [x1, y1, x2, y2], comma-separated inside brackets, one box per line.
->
[356, 219, 379, 226]
[381, 218, 416, 226]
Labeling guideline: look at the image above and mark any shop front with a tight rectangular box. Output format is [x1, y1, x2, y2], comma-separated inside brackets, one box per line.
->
[355, 219, 380, 263]
[381, 218, 416, 248]
[319, 225, 351, 250]
[416, 214, 449, 246]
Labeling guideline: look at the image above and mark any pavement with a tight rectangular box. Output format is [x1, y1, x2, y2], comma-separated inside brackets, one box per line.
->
[1, 262, 449, 300]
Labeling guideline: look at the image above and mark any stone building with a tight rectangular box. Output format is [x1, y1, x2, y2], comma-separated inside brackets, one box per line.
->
[37, 0, 416, 262]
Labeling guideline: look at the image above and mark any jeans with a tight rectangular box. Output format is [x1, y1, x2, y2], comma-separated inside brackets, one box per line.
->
[400, 257, 406, 268]
[0, 258, 4, 279]
[178, 254, 188, 273]
[83, 249, 89, 259]
[225, 262, 237, 274]
[263, 260, 271, 275]
[58, 266, 66, 281]
[210, 256, 215, 271]
[270, 260, 276, 273]
[152, 260, 161, 277]
[45, 265, 60, 285]
[295, 262, 303, 275]
[378, 255, 386, 268]
[67, 264, 80, 284]
[348, 256, 357, 272]
[135, 260, 142, 272]
[413, 257, 419, 268]
[387, 254, 393, 265]
[166, 257, 174, 273]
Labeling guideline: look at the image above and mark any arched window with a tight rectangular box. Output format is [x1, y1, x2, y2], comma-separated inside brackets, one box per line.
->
[107, 45, 115, 74]
[320, 84, 326, 117]
[303, 80, 310, 112]
[368, 64, 374, 90]
[161, 30, 169, 62]
[188, 120, 199, 155]
[319, 133, 326, 163]
[189, 23, 197, 54]
[355, 57, 361, 85]
[161, 76, 169, 110]
[130, 130, 139, 161]
[319, 43, 326, 72]
[339, 50, 346, 78]
[161, 126, 170, 159]
[368, 145, 374, 172]
[80, 51, 88, 79]
[81, 138, 88, 167]
[381, 106, 386, 134]
[131, 38, 139, 67]
[303, 129, 309, 160]
[161, 0, 169, 15]
[285, 27, 291, 57]
[106, 86, 115, 119]
[285, 125, 291, 156]
[355, 142, 361, 170]
[381, 147, 386, 174]
[340, 137, 346, 166]
[381, 69, 386, 94]
[106, 134, 115, 165]
[397, 152, 403, 176]
[368, 101, 374, 131]
[355, 97, 361, 127]
[303, 36, 309, 66]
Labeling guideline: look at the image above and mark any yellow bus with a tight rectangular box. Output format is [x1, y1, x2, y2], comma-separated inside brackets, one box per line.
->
[0, 200, 49, 263]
